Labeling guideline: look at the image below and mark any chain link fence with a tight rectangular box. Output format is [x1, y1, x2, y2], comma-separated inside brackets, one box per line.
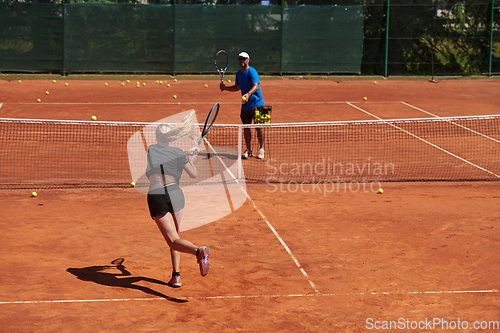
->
[1, 0, 499, 76]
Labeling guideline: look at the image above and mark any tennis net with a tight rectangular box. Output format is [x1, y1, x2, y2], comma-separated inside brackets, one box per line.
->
[1, 115, 499, 190]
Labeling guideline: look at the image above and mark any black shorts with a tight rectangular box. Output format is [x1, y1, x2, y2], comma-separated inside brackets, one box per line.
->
[240, 106, 265, 124]
[147, 184, 185, 219]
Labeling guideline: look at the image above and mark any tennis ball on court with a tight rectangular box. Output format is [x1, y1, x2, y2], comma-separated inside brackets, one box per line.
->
[173, 95, 177, 99]
[121, 82, 125, 86]
[104, 83, 108, 86]
[91, 115, 97, 121]
[228, 79, 231, 83]
[377, 188, 384, 194]
[37, 99, 41, 103]
[167, 84, 170, 87]
[127, 80, 130, 83]
[364, 97, 367, 100]
[174, 79, 177, 82]
[31, 191, 37, 197]
[143, 83, 146, 86]
[204, 84, 208, 88]
[160, 81, 163, 84]
[18, 80, 22, 83]
[45, 91, 49, 95]
[136, 81, 140, 85]
[130, 181, 135, 187]
[156, 80, 159, 84]
[65, 83, 68, 86]
[53, 80, 56, 83]
[374, 81, 377, 84]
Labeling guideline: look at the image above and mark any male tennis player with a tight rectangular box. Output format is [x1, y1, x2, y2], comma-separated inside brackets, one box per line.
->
[146, 111, 210, 288]
[220, 51, 266, 159]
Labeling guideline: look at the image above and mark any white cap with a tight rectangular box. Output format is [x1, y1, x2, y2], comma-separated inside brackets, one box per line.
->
[238, 52, 250, 59]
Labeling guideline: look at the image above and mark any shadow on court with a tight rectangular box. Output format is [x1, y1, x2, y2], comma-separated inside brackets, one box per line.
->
[66, 258, 187, 303]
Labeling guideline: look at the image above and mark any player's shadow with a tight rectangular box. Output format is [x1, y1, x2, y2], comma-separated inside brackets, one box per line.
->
[66, 260, 187, 303]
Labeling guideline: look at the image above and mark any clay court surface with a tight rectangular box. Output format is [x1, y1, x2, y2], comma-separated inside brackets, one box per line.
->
[0, 77, 499, 332]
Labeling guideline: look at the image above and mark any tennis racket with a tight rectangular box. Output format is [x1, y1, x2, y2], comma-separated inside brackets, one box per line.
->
[193, 102, 220, 155]
[215, 50, 228, 82]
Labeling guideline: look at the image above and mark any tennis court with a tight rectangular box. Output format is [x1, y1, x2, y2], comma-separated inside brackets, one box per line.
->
[1, 77, 499, 332]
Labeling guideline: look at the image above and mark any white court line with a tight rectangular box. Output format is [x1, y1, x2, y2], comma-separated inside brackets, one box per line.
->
[6, 101, 404, 105]
[346, 102, 500, 179]
[203, 139, 319, 294]
[402, 101, 500, 144]
[1, 289, 497, 305]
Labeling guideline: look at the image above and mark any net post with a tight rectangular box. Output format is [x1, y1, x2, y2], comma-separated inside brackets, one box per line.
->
[237, 125, 242, 180]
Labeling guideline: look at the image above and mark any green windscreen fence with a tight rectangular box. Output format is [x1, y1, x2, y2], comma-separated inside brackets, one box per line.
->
[0, 2, 364, 74]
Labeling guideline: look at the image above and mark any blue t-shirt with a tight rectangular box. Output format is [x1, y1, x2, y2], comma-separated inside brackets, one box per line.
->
[235, 66, 265, 111]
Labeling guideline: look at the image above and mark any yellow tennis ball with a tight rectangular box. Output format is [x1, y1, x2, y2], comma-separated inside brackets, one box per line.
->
[173, 95, 177, 99]
[31, 191, 37, 197]
[228, 79, 231, 83]
[91, 115, 97, 121]
[167, 84, 170, 87]
[241, 96, 247, 102]
[174, 79, 177, 82]
[45, 91, 49, 95]
[37, 99, 41, 103]
[364, 97, 367, 101]
[130, 181, 136, 187]
[204, 84, 208, 88]
[156, 80, 159, 84]
[143, 83, 146, 86]
[105, 83, 108, 86]
[377, 188, 383, 194]
[121, 82, 125, 86]
[127, 80, 130, 83]
[374, 81, 377, 84]
[18, 80, 22, 83]
[53, 80, 56, 83]
[65, 83, 68, 86]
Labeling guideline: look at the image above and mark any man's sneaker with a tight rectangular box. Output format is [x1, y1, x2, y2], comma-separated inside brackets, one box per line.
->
[257, 148, 265, 159]
[167, 274, 182, 288]
[197, 246, 210, 277]
[242, 149, 252, 159]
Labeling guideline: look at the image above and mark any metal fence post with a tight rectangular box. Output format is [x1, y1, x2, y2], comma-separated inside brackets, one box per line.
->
[384, 0, 390, 78]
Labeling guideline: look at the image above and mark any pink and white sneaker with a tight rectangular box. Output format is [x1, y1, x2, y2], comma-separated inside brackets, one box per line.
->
[197, 246, 210, 277]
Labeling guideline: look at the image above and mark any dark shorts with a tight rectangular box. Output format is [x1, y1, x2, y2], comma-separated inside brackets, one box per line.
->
[147, 184, 185, 219]
[240, 106, 265, 124]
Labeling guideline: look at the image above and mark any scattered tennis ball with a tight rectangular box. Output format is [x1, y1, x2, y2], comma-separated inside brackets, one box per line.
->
[130, 181, 136, 187]
[31, 191, 37, 197]
[374, 81, 377, 84]
[127, 80, 130, 83]
[18, 80, 22, 83]
[53, 80, 56, 83]
[121, 82, 125, 86]
[136, 81, 140, 85]
[45, 91, 49, 95]
[156, 80, 159, 84]
[37, 99, 41, 103]
[204, 84, 208, 88]
[174, 79, 177, 82]
[363, 97, 367, 101]
[65, 83, 68, 86]
[377, 188, 384, 194]
[160, 81, 163, 84]
[228, 79, 231, 83]
[143, 83, 146, 86]
[91, 115, 97, 121]
[173, 95, 177, 99]
[104, 83, 108, 86]
[167, 84, 170, 87]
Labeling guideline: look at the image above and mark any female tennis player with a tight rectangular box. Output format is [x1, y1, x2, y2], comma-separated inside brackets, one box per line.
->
[146, 111, 210, 288]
